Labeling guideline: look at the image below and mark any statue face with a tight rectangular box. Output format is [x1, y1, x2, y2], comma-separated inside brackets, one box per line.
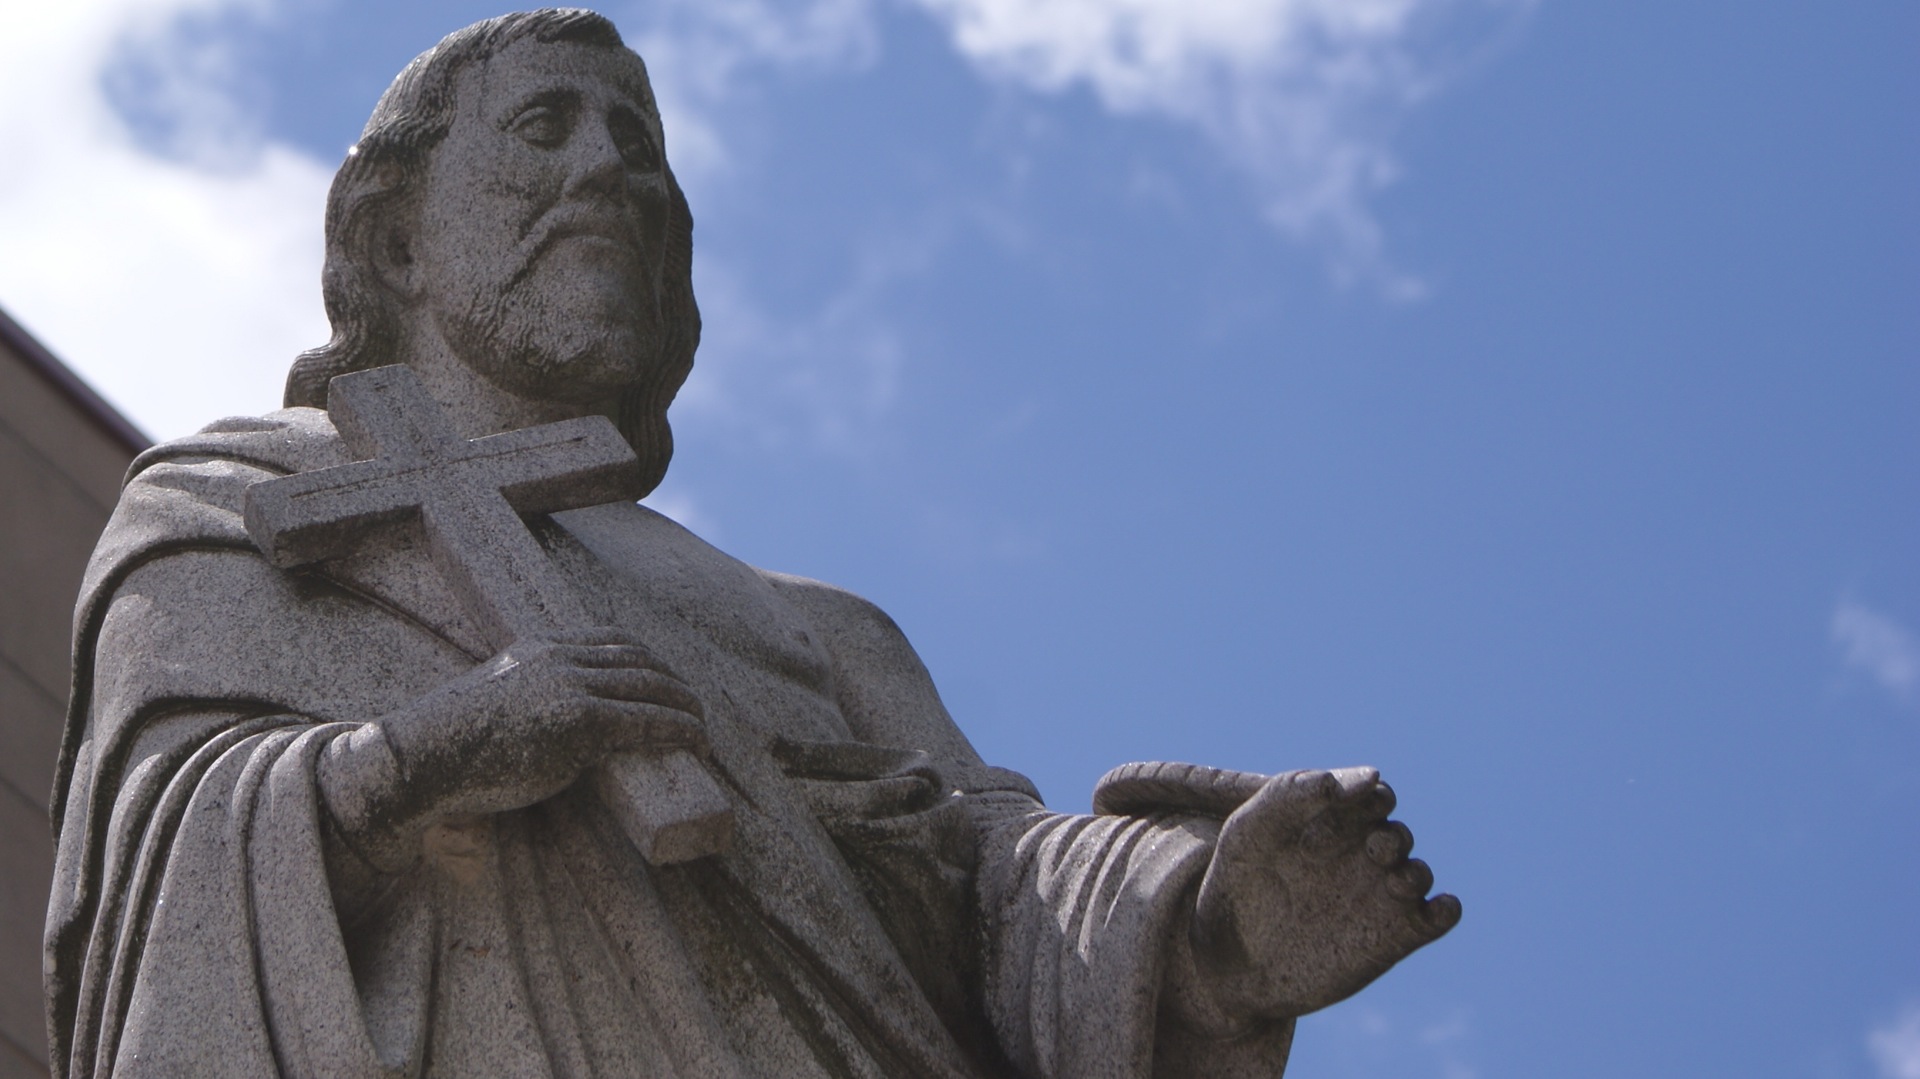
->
[408, 37, 673, 405]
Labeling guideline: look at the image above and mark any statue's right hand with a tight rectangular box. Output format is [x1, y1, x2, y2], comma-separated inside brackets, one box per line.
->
[317, 627, 706, 866]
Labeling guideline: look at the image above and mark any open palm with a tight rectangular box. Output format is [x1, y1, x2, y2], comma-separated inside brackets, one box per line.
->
[1187, 767, 1462, 1021]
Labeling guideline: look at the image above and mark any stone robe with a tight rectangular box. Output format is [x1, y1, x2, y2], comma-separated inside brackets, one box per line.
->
[46, 408, 1296, 1078]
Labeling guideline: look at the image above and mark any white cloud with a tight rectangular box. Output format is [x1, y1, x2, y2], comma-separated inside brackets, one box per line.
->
[1833, 600, 1920, 707]
[0, 0, 1532, 449]
[625, 0, 880, 184]
[0, 0, 331, 442]
[910, 0, 1531, 295]
[673, 232, 931, 457]
[0, 0, 908, 453]
[614, 0, 1536, 463]
[624, 0, 923, 458]
[632, 0, 1532, 297]
[1871, 1002, 1920, 1079]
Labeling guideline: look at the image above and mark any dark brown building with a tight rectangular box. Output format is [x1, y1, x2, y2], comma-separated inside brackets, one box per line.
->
[0, 307, 147, 1078]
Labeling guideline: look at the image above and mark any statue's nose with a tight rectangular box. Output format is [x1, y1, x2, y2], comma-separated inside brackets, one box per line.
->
[564, 117, 629, 202]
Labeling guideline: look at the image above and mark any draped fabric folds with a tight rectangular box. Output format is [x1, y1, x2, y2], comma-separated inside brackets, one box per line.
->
[47, 408, 1294, 1078]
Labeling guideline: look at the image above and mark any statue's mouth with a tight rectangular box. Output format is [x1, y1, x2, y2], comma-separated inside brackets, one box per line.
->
[505, 203, 649, 291]
[534, 204, 642, 254]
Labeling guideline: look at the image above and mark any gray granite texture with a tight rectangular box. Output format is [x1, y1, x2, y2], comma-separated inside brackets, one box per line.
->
[47, 10, 1459, 1077]
[245, 362, 734, 865]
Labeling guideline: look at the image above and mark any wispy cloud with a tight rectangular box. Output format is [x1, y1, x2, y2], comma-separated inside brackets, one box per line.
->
[624, 0, 921, 459]
[635, 0, 1533, 297]
[0, 0, 331, 440]
[0, 0, 916, 454]
[625, 0, 880, 184]
[674, 230, 937, 456]
[1870, 1002, 1920, 1079]
[910, 0, 1531, 296]
[1832, 600, 1920, 707]
[622, 0, 1536, 471]
[5, 0, 1529, 446]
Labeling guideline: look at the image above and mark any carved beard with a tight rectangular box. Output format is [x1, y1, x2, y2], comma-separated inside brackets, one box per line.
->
[436, 232, 667, 408]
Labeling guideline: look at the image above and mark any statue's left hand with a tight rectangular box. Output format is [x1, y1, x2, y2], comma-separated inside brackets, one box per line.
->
[1178, 768, 1461, 1027]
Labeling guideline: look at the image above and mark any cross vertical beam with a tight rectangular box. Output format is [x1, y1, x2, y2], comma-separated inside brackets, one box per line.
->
[244, 364, 733, 865]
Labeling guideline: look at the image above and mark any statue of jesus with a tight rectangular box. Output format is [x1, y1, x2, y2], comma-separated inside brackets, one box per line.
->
[47, 10, 1459, 1077]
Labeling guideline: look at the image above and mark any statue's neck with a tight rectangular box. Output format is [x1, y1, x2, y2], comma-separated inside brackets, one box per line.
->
[391, 314, 671, 492]
[401, 325, 622, 440]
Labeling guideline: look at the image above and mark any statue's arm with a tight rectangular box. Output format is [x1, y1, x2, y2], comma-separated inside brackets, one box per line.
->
[82, 548, 706, 920]
[759, 572, 1277, 1075]
[77, 550, 456, 915]
[753, 572, 1462, 1076]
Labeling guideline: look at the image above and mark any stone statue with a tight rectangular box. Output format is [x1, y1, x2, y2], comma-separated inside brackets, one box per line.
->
[47, 10, 1459, 1077]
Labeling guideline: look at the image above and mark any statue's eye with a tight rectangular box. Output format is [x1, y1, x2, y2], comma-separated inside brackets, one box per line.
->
[509, 106, 569, 148]
[608, 109, 660, 173]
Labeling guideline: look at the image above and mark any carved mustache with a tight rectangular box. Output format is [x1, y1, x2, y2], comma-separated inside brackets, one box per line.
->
[501, 202, 647, 289]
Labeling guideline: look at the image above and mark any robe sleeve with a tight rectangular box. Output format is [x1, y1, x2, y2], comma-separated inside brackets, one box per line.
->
[75, 718, 400, 1079]
[967, 795, 1295, 1079]
[761, 573, 1295, 1077]
[49, 540, 463, 1079]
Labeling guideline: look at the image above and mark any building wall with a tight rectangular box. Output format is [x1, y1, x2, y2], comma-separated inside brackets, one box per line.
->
[0, 309, 146, 1078]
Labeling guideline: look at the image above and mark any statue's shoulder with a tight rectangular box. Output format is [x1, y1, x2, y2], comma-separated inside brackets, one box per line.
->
[753, 569, 1031, 792]
[114, 405, 347, 529]
[80, 408, 348, 609]
[127, 406, 346, 490]
[755, 569, 913, 648]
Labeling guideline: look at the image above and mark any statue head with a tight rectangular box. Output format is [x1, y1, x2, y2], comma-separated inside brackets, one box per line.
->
[286, 8, 698, 493]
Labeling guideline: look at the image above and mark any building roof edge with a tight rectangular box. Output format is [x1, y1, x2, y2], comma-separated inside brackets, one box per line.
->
[0, 305, 151, 454]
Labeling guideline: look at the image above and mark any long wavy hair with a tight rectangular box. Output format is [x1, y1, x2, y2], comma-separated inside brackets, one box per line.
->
[285, 8, 699, 493]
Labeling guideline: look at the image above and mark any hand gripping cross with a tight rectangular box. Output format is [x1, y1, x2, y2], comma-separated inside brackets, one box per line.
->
[243, 364, 734, 865]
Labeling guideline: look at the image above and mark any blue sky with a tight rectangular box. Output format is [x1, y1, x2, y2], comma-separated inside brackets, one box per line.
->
[1, 1, 1915, 1075]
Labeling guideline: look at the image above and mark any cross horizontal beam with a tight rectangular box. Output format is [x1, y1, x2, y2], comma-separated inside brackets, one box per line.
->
[244, 364, 734, 865]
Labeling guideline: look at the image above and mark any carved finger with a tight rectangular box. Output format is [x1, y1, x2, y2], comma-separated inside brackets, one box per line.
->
[1364, 821, 1414, 867]
[1417, 893, 1463, 939]
[1222, 769, 1336, 850]
[600, 701, 711, 757]
[583, 668, 706, 718]
[792, 774, 939, 820]
[1298, 769, 1339, 799]
[1384, 857, 1434, 901]
[1236, 764, 1328, 821]
[1322, 771, 1395, 835]
[1360, 781, 1397, 821]
[550, 626, 646, 647]
[1327, 767, 1381, 803]
[565, 640, 674, 672]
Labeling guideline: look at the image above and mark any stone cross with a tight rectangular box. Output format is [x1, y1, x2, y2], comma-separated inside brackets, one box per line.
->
[243, 363, 734, 865]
